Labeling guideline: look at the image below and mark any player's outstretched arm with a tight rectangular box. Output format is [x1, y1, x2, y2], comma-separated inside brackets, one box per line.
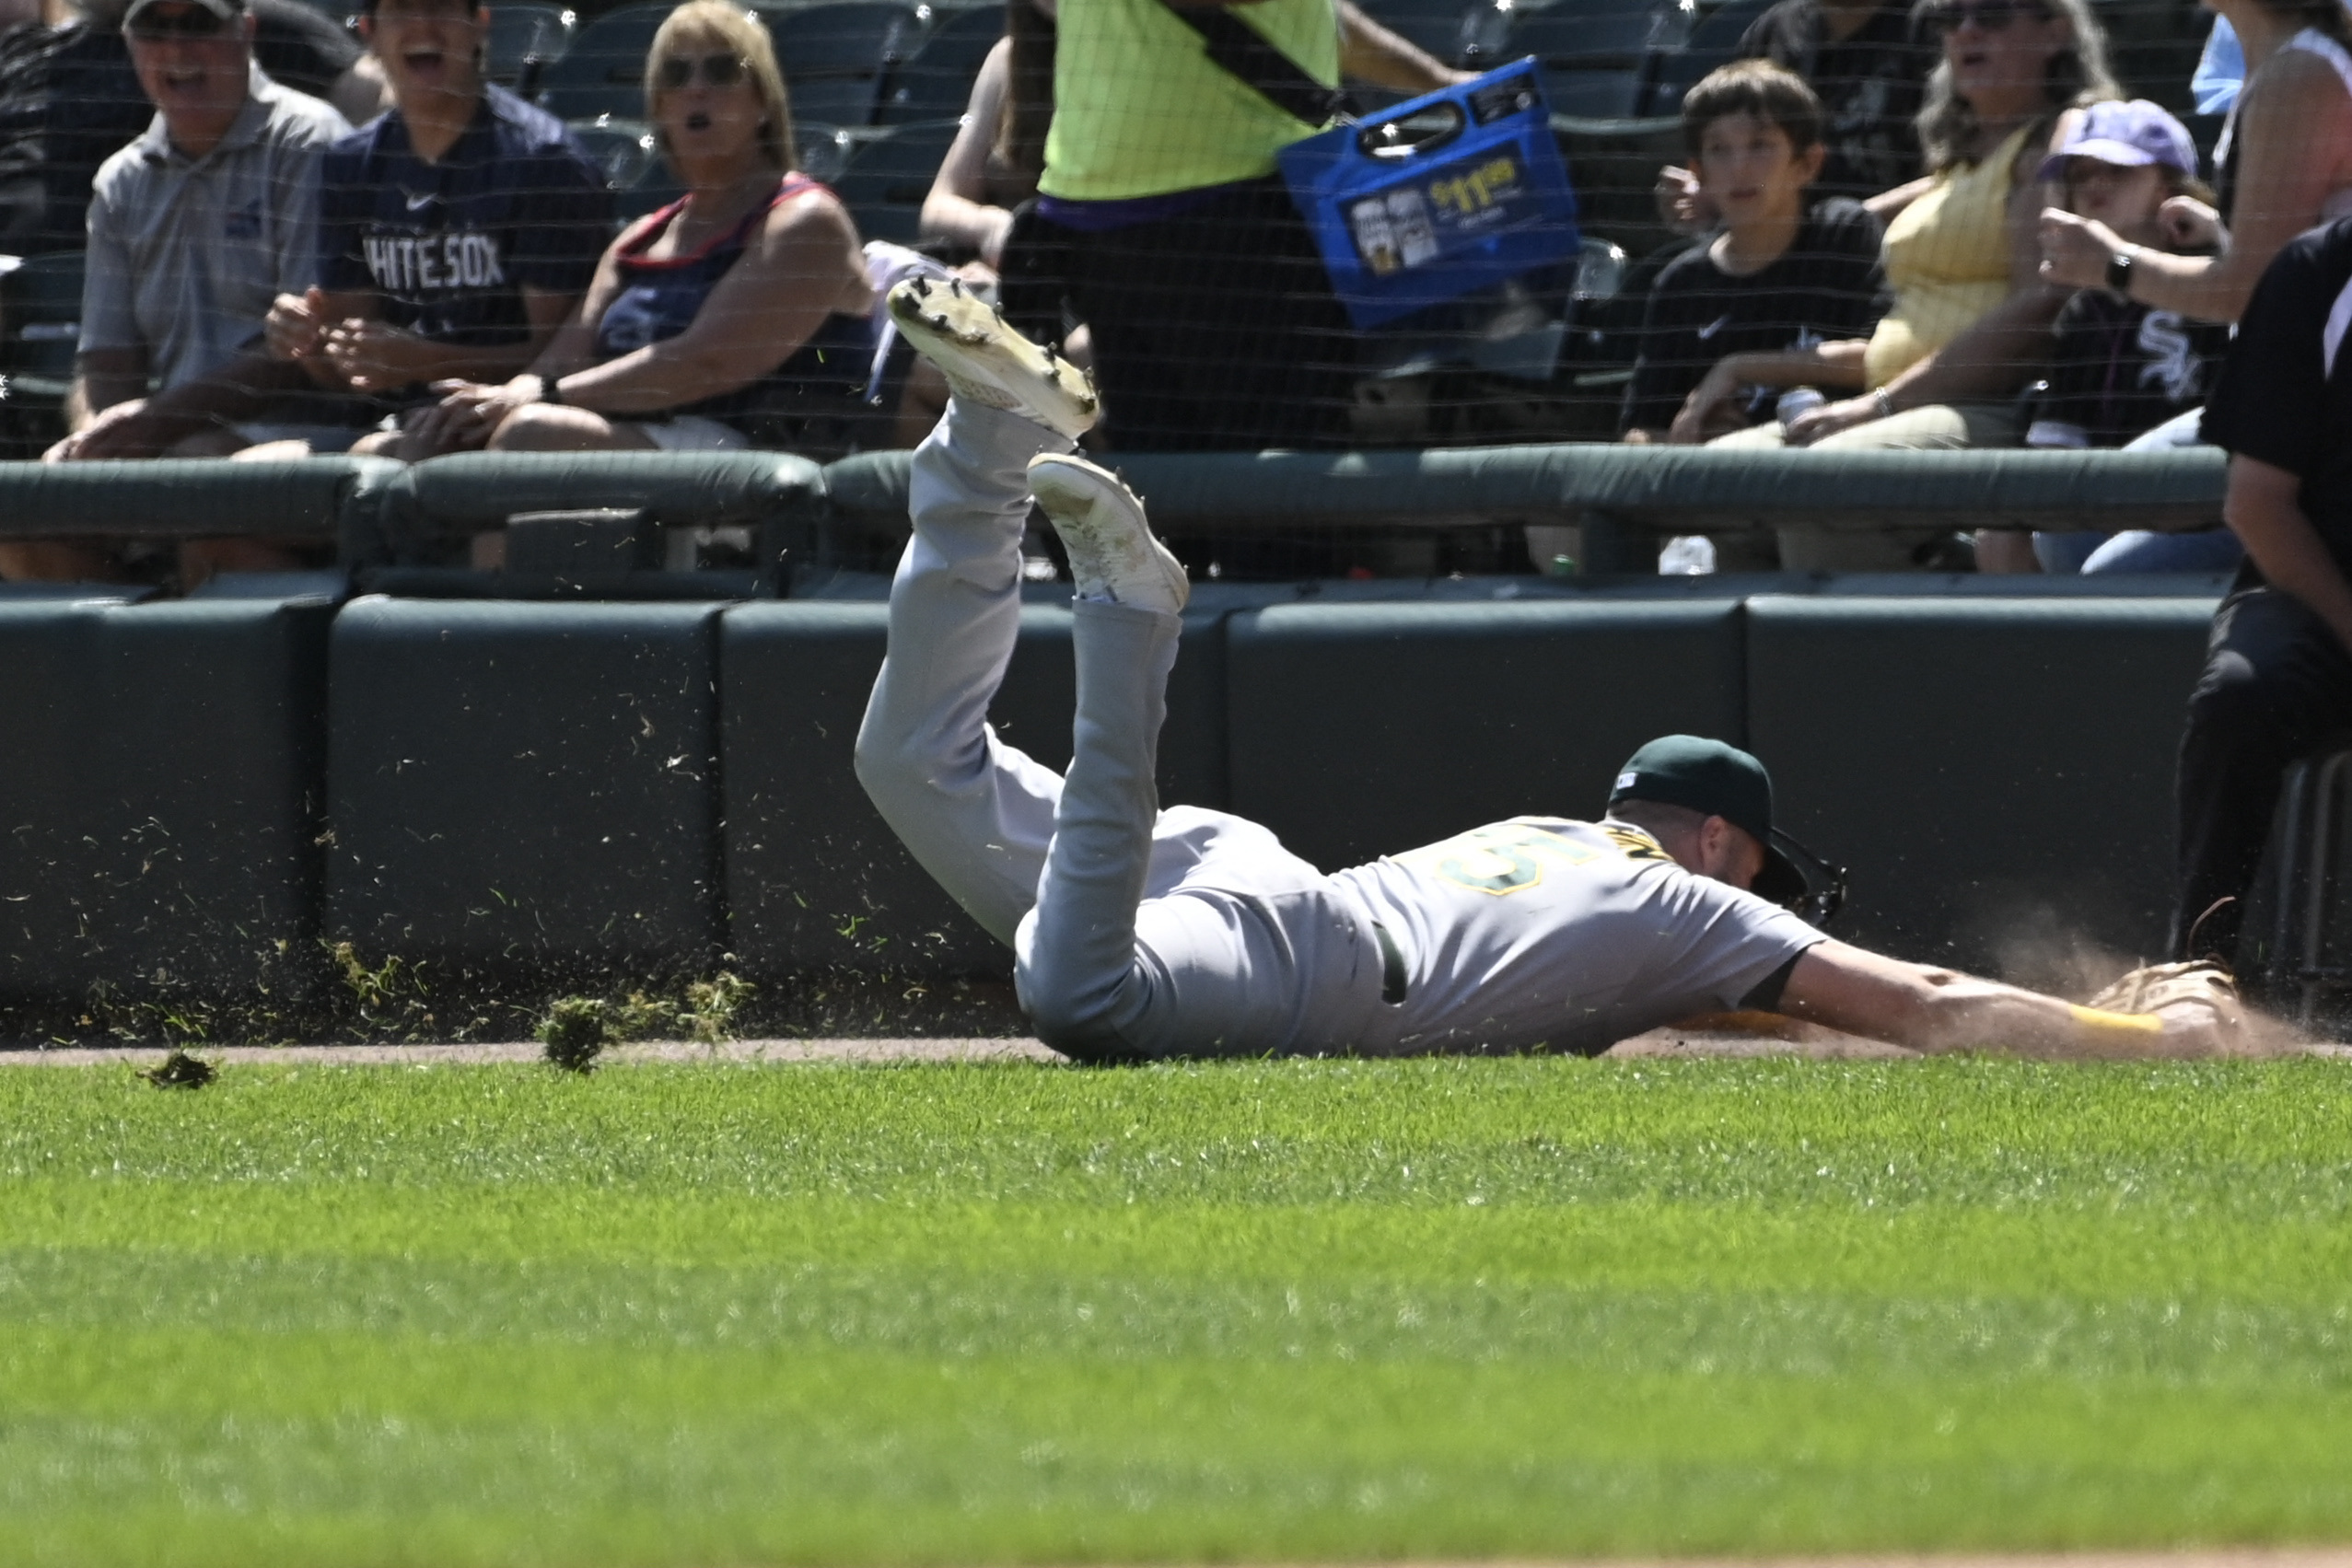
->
[1776, 941, 2241, 1058]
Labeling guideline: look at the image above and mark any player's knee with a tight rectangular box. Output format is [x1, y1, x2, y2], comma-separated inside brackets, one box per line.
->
[1014, 956, 1135, 1063]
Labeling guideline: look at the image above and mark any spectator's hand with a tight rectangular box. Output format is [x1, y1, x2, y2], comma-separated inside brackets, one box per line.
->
[407, 375, 535, 455]
[266, 286, 332, 362]
[320, 319, 437, 393]
[44, 398, 154, 462]
[1654, 165, 1718, 236]
[1669, 362, 1747, 445]
[2038, 207, 2125, 292]
[1785, 394, 1881, 447]
[2159, 194, 2226, 251]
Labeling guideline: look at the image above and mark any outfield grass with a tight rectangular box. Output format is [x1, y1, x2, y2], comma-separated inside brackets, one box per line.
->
[6, 1057, 2352, 1567]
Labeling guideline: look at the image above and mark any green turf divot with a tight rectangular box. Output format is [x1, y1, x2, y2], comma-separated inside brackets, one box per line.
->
[3, 1058, 2351, 1566]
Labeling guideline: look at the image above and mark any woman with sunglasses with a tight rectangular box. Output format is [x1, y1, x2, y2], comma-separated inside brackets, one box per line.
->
[1703, 0, 2117, 566]
[413, 0, 879, 462]
[2040, 0, 2352, 382]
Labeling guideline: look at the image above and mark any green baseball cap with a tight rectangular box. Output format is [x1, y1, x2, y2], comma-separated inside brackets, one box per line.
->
[1607, 734, 1807, 907]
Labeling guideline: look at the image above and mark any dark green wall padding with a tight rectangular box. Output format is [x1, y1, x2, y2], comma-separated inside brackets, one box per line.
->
[325, 599, 727, 976]
[820, 445, 2228, 538]
[720, 600, 1228, 977]
[1226, 601, 1747, 872]
[0, 589, 2227, 1015]
[0, 596, 332, 999]
[1748, 597, 2217, 973]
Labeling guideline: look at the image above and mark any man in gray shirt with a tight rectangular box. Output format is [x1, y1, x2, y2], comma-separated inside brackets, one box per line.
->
[857, 276, 2244, 1063]
[15, 0, 345, 581]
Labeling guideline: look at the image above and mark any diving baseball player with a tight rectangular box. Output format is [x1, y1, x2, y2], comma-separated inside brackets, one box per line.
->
[856, 276, 2242, 1062]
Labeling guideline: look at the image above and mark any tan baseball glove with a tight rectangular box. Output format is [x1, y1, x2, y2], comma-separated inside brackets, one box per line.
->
[2083, 960, 2247, 1053]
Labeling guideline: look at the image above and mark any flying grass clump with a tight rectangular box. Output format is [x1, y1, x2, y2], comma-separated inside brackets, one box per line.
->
[137, 1050, 215, 1090]
[539, 997, 612, 1074]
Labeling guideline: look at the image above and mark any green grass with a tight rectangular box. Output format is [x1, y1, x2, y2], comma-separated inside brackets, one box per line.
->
[6, 1057, 2352, 1566]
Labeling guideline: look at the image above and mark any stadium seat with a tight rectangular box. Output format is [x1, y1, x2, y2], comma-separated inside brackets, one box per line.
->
[0, 251, 86, 459]
[766, 1, 922, 128]
[876, 2, 1002, 126]
[1746, 596, 2216, 975]
[833, 118, 961, 243]
[1354, 0, 1509, 66]
[325, 597, 728, 979]
[1224, 600, 1746, 873]
[1510, 0, 1689, 116]
[1646, 0, 1774, 112]
[535, 1, 668, 122]
[487, 2, 575, 92]
[565, 115, 685, 221]
[718, 598, 1229, 976]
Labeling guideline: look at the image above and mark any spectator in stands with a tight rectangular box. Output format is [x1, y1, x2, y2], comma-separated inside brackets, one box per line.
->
[1661, 0, 1935, 225]
[0, 0, 382, 256]
[48, 0, 348, 456]
[1621, 62, 1883, 449]
[2038, 0, 2352, 408]
[258, 0, 611, 456]
[410, 0, 886, 467]
[2169, 219, 2352, 971]
[1997, 102, 2236, 574]
[17, 0, 346, 583]
[1019, 0, 1465, 453]
[1700, 0, 2116, 570]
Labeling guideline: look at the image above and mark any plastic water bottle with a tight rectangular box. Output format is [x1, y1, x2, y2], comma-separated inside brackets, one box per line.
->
[1776, 388, 1827, 427]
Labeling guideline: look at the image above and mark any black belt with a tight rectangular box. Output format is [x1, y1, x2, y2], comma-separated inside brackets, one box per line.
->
[1371, 922, 1409, 1005]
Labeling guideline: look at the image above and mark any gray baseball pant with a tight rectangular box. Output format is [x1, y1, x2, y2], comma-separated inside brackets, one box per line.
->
[854, 401, 1393, 1060]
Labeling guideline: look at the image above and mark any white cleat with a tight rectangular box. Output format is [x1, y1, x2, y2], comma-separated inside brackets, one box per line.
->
[886, 274, 1099, 440]
[1029, 453, 1189, 615]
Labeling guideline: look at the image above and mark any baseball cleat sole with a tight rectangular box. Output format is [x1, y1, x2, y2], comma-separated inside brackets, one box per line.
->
[1029, 453, 1189, 614]
[887, 275, 1099, 440]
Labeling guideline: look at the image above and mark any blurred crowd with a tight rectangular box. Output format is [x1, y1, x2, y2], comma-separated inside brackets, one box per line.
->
[0, 0, 2339, 582]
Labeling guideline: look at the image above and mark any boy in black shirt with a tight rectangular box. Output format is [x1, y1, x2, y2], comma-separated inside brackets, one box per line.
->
[2171, 218, 2352, 969]
[1621, 61, 1884, 445]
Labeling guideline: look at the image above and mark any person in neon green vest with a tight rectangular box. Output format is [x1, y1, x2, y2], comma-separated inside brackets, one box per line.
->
[1019, 0, 1461, 463]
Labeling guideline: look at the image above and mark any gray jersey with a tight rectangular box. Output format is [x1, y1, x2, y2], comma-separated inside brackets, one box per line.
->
[81, 67, 347, 389]
[1332, 815, 1824, 1056]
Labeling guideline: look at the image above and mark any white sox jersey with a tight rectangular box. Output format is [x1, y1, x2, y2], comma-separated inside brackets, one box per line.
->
[1332, 816, 1825, 1056]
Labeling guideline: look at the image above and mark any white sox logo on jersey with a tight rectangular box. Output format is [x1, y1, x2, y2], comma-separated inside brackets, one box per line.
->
[363, 230, 507, 294]
[1399, 821, 1669, 897]
[2136, 309, 2204, 404]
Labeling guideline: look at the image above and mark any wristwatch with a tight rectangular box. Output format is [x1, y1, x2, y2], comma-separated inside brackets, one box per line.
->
[2106, 246, 2137, 300]
[538, 373, 565, 406]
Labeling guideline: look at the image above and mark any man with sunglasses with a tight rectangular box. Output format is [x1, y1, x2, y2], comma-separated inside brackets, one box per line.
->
[28, 0, 348, 514]
[859, 276, 2246, 1063]
[257, 0, 610, 454]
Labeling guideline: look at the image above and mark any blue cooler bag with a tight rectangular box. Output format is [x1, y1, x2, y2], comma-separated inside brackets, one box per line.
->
[1277, 59, 1579, 330]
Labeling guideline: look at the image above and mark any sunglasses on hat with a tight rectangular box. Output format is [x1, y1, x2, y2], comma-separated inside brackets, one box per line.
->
[657, 52, 747, 90]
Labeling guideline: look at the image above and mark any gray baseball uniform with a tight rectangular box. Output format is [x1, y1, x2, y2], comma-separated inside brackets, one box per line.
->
[856, 400, 1823, 1061]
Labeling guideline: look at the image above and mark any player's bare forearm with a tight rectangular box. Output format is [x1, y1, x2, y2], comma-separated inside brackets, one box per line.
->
[2225, 456, 2352, 656]
[1779, 941, 2208, 1057]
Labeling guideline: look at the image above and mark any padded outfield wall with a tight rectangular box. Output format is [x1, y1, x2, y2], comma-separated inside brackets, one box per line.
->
[0, 582, 2222, 1029]
[0, 446, 2239, 1033]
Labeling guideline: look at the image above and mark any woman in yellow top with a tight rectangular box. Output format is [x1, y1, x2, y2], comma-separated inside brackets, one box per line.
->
[1688, 0, 2118, 566]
